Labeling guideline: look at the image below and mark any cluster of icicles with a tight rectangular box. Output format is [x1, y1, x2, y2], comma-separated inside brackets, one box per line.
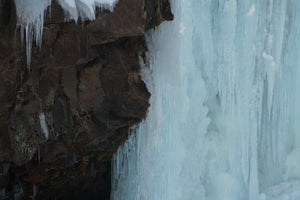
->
[13, 0, 118, 68]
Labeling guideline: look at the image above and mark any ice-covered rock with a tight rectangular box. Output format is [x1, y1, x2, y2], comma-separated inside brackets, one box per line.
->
[14, 0, 118, 68]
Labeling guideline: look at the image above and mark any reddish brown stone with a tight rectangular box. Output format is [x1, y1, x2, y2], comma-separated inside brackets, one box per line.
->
[23, 174, 45, 184]
[87, 0, 146, 45]
[78, 64, 105, 111]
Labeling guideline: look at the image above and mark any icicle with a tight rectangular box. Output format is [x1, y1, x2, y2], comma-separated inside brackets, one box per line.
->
[73, 151, 77, 163]
[57, 0, 119, 21]
[14, 0, 51, 69]
[57, 0, 78, 21]
[14, 0, 119, 68]
[37, 146, 41, 164]
[39, 112, 49, 139]
[91, 162, 95, 177]
[32, 184, 38, 200]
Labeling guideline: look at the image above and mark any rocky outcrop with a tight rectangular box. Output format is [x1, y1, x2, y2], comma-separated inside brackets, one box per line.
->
[0, 0, 173, 199]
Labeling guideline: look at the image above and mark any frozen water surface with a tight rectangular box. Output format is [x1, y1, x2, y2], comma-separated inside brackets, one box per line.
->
[111, 0, 300, 200]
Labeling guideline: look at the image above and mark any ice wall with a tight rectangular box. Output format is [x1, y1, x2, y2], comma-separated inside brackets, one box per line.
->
[111, 0, 300, 200]
[14, 0, 118, 68]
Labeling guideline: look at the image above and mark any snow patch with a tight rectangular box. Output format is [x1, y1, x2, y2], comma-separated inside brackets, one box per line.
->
[179, 23, 186, 35]
[139, 55, 153, 94]
[262, 51, 276, 67]
[247, 5, 255, 16]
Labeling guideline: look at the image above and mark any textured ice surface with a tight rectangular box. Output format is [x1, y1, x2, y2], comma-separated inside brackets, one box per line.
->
[14, 0, 118, 68]
[112, 0, 300, 200]
[263, 181, 300, 200]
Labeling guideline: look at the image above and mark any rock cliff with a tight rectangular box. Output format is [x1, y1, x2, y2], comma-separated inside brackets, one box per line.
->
[0, 0, 173, 199]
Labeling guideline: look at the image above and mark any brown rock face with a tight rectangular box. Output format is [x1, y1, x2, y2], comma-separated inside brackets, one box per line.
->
[0, 0, 173, 199]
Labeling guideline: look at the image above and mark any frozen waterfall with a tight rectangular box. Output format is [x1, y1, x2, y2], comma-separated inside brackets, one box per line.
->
[111, 0, 300, 200]
[14, 0, 118, 68]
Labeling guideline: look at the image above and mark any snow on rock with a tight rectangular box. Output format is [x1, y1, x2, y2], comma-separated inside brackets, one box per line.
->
[14, 0, 119, 68]
[58, 0, 118, 21]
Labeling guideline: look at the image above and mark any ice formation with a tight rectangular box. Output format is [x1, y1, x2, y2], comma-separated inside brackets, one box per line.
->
[57, 0, 118, 22]
[14, 0, 51, 67]
[13, 0, 118, 68]
[39, 112, 49, 139]
[112, 0, 300, 200]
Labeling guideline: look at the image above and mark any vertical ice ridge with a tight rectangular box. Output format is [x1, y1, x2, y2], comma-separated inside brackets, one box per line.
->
[14, 0, 118, 68]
